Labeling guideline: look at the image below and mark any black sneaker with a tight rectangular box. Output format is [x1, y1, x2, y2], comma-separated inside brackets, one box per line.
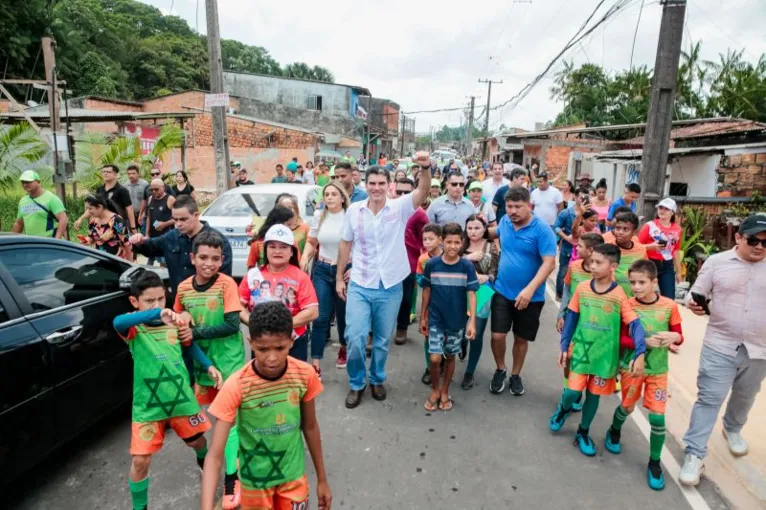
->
[421, 368, 432, 386]
[489, 369, 507, 394]
[458, 338, 468, 361]
[509, 374, 525, 396]
[461, 372, 475, 390]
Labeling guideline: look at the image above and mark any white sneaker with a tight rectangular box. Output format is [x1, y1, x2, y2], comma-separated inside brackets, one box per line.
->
[723, 429, 749, 457]
[679, 454, 704, 486]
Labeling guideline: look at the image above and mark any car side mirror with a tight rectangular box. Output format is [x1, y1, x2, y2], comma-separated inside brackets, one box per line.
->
[119, 266, 143, 290]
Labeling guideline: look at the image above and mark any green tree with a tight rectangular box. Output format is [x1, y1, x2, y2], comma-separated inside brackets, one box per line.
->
[221, 40, 282, 76]
[0, 123, 50, 192]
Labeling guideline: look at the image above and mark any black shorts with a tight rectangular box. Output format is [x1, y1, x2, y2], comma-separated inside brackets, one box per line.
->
[490, 292, 545, 341]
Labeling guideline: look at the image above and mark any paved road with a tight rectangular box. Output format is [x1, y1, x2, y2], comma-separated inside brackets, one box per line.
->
[10, 290, 730, 510]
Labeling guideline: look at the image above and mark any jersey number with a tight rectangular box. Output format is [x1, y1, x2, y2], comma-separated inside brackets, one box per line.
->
[593, 377, 607, 387]
[654, 390, 667, 402]
[188, 413, 207, 427]
[291, 501, 308, 510]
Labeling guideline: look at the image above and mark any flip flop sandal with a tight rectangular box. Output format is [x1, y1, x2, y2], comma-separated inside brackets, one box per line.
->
[424, 398, 440, 412]
[439, 398, 454, 412]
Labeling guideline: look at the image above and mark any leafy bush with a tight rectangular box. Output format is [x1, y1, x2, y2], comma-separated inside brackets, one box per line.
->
[1, 188, 88, 237]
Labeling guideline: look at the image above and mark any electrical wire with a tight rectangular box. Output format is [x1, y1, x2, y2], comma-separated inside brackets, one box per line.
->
[629, 0, 646, 69]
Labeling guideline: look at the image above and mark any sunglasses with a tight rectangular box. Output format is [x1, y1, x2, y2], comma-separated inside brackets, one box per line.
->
[151, 172, 160, 177]
[331, 176, 339, 180]
[745, 236, 766, 248]
[395, 189, 409, 196]
[449, 182, 465, 187]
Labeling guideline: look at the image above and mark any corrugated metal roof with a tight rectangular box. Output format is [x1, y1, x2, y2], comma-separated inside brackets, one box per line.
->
[622, 120, 766, 145]
[0, 108, 195, 123]
[594, 141, 766, 159]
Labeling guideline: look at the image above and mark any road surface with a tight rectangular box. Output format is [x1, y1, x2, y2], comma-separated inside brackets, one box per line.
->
[9, 289, 730, 510]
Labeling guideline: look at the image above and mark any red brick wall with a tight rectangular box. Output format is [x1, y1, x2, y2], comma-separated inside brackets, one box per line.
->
[142, 91, 241, 114]
[0, 100, 10, 113]
[188, 115, 316, 150]
[83, 98, 142, 112]
[383, 104, 399, 132]
[717, 152, 766, 197]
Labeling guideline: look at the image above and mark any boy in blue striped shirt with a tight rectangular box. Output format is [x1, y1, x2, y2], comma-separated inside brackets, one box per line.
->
[420, 223, 478, 412]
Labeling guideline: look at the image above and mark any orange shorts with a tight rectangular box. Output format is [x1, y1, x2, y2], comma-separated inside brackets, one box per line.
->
[567, 372, 616, 396]
[620, 371, 668, 414]
[195, 384, 219, 406]
[130, 412, 210, 455]
[241, 475, 309, 510]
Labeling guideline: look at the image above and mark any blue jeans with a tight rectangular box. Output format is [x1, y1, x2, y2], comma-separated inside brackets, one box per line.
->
[653, 259, 676, 299]
[289, 332, 309, 362]
[555, 244, 573, 297]
[345, 281, 403, 391]
[310, 260, 347, 359]
[465, 317, 489, 375]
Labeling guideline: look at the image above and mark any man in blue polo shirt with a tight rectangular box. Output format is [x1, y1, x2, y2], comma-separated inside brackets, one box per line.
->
[488, 187, 557, 396]
[606, 182, 641, 229]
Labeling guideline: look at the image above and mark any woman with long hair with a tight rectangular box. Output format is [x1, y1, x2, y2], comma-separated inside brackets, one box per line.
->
[389, 169, 408, 197]
[172, 170, 196, 199]
[275, 193, 310, 254]
[591, 178, 611, 232]
[238, 224, 318, 362]
[300, 181, 351, 374]
[561, 180, 576, 208]
[80, 194, 130, 258]
[459, 214, 499, 390]
[246, 206, 302, 269]
[638, 197, 683, 299]
[304, 161, 315, 185]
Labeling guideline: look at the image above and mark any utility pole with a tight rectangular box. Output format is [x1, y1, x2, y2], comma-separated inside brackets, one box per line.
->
[205, 0, 231, 195]
[42, 37, 66, 203]
[400, 114, 406, 158]
[478, 78, 502, 159]
[639, 0, 686, 221]
[466, 96, 476, 159]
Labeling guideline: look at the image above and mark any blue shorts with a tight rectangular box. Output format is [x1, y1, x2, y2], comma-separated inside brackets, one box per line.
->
[428, 326, 464, 356]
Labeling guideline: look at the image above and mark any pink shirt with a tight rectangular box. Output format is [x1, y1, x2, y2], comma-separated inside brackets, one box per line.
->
[591, 202, 610, 221]
[404, 208, 429, 273]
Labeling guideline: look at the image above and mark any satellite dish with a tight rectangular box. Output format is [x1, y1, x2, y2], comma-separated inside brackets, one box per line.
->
[27, 100, 39, 107]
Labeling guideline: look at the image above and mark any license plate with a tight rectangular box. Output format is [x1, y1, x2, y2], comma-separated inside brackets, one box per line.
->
[229, 236, 249, 250]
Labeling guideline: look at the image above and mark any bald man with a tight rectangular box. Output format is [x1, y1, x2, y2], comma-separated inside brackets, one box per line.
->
[146, 178, 176, 246]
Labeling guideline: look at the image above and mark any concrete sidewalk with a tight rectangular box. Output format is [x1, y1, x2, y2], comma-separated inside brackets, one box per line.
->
[666, 307, 766, 509]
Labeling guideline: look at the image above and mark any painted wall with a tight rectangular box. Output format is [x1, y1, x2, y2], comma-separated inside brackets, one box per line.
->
[669, 154, 720, 197]
[237, 96, 356, 136]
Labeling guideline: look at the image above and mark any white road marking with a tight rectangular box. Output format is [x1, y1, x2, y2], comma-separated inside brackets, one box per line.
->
[545, 281, 711, 510]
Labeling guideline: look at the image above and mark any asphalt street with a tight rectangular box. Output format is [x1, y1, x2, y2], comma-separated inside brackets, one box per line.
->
[9, 289, 731, 510]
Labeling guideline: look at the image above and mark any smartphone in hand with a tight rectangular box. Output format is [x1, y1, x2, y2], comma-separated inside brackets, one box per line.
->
[691, 292, 711, 315]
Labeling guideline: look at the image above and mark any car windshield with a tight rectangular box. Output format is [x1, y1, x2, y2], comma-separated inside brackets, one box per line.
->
[204, 193, 281, 217]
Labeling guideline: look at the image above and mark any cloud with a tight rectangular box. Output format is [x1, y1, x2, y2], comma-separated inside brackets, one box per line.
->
[146, 0, 766, 131]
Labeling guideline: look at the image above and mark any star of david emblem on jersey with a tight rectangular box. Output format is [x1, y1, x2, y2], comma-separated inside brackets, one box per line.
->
[143, 365, 190, 416]
[239, 438, 287, 488]
[574, 338, 595, 365]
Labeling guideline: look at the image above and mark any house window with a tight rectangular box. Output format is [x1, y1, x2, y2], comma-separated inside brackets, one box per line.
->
[307, 95, 323, 111]
[669, 182, 689, 196]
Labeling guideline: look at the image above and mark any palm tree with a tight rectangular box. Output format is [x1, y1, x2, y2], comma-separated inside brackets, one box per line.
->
[311, 65, 335, 83]
[283, 62, 313, 80]
[0, 123, 50, 191]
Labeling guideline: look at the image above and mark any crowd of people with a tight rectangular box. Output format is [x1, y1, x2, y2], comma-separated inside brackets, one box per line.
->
[7, 150, 766, 509]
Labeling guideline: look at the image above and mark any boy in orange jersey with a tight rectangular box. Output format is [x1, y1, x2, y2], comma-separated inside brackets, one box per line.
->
[202, 301, 332, 510]
[174, 231, 245, 509]
[417, 223, 444, 385]
[604, 260, 683, 491]
[549, 244, 647, 457]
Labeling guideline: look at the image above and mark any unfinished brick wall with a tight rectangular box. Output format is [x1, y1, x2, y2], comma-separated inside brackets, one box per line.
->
[717, 152, 766, 197]
[142, 91, 241, 114]
[189, 115, 316, 150]
[83, 98, 143, 112]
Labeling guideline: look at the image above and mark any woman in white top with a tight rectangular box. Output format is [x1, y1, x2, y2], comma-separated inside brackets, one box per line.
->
[300, 181, 351, 372]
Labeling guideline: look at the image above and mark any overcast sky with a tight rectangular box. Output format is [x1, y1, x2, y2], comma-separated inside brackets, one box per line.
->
[147, 0, 764, 132]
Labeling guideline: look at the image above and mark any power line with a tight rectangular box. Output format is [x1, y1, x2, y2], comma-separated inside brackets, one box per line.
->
[629, 0, 646, 69]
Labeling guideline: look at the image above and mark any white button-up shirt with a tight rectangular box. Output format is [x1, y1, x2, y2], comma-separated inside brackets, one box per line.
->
[341, 195, 416, 289]
[688, 248, 766, 360]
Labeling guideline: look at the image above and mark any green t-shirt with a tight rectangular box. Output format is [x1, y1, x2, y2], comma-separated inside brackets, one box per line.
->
[569, 281, 637, 379]
[16, 191, 66, 237]
[620, 295, 680, 375]
[126, 323, 200, 423]
[174, 274, 245, 384]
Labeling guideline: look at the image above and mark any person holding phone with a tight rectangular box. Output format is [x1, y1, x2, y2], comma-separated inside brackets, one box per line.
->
[679, 213, 766, 487]
[638, 198, 682, 299]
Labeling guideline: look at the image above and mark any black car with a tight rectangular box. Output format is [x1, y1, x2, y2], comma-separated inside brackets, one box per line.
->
[0, 235, 169, 478]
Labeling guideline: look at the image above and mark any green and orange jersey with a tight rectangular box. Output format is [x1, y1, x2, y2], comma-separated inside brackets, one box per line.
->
[568, 280, 638, 379]
[620, 295, 682, 375]
[416, 249, 443, 286]
[602, 231, 647, 296]
[564, 258, 593, 294]
[118, 316, 201, 423]
[174, 273, 244, 385]
[208, 357, 322, 490]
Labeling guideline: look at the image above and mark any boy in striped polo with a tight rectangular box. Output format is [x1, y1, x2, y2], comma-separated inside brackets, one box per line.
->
[604, 260, 684, 490]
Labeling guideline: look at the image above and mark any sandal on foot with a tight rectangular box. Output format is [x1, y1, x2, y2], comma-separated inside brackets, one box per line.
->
[439, 398, 454, 411]
[424, 398, 439, 412]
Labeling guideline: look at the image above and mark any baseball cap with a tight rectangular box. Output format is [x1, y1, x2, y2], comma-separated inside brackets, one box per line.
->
[264, 224, 295, 246]
[739, 213, 766, 236]
[431, 178, 441, 188]
[19, 170, 41, 182]
[231, 161, 242, 167]
[656, 197, 678, 212]
[286, 161, 298, 171]
[537, 171, 548, 180]
[468, 181, 483, 192]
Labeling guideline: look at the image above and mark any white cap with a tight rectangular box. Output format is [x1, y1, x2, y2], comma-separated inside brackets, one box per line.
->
[264, 224, 294, 246]
[656, 197, 677, 212]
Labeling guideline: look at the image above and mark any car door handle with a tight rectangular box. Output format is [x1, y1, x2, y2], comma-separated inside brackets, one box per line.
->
[45, 326, 84, 345]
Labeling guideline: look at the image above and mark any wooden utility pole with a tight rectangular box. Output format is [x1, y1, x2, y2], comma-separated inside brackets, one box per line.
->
[639, 0, 686, 221]
[205, 0, 231, 195]
[466, 96, 476, 158]
[400, 114, 406, 158]
[478, 78, 502, 159]
[42, 37, 66, 202]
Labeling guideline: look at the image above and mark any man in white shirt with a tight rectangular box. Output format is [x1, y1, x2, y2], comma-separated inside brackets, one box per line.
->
[336, 152, 432, 409]
[530, 172, 563, 226]
[482, 162, 509, 202]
